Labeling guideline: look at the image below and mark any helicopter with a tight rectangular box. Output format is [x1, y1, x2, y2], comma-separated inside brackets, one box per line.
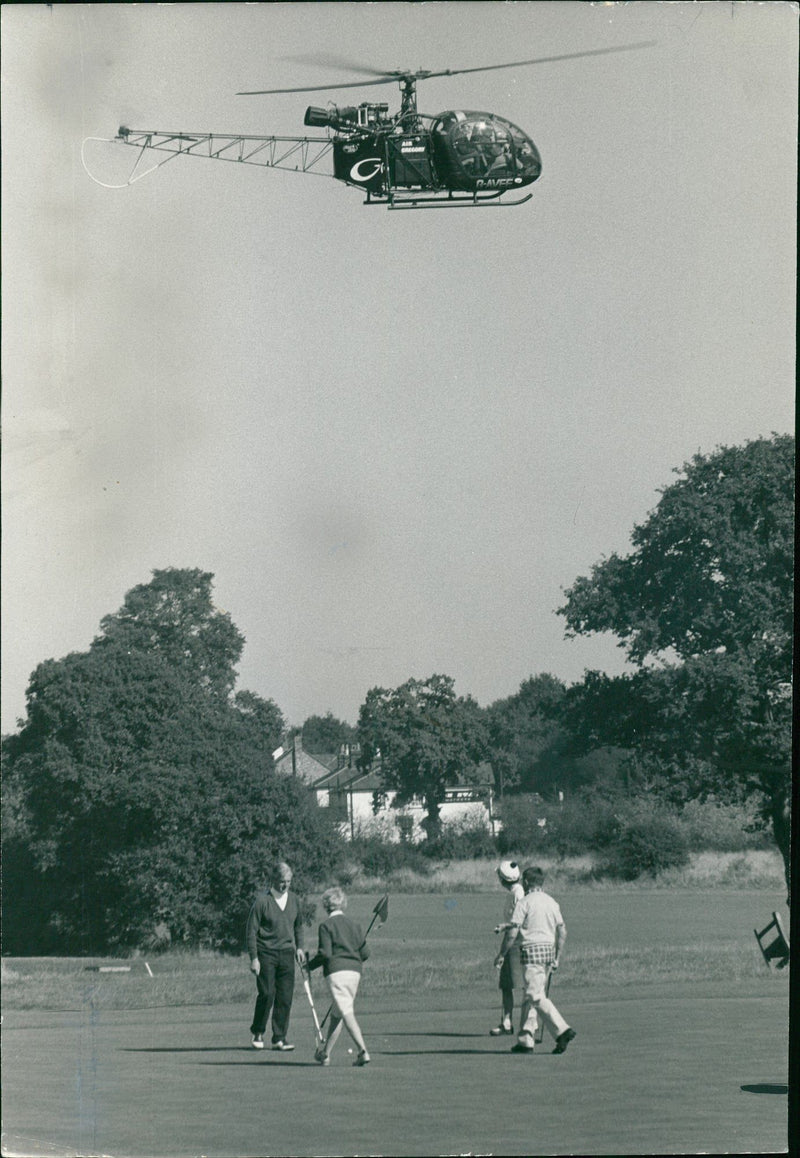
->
[98, 44, 654, 210]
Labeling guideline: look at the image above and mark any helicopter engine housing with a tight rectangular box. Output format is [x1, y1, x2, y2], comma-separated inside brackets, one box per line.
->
[304, 103, 390, 131]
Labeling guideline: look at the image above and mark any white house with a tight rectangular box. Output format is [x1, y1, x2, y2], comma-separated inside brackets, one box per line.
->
[310, 760, 497, 842]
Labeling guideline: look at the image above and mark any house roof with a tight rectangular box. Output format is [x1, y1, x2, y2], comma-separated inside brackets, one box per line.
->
[311, 766, 384, 793]
[313, 753, 341, 772]
[274, 744, 330, 785]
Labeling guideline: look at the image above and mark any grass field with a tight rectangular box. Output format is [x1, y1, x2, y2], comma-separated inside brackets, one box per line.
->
[1, 887, 790, 1156]
[345, 849, 787, 895]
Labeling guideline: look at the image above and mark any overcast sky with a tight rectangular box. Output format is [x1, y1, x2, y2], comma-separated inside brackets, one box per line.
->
[2, 2, 796, 734]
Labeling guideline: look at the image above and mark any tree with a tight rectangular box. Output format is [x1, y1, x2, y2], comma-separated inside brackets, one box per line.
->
[95, 567, 244, 699]
[234, 689, 286, 758]
[487, 674, 566, 794]
[357, 675, 490, 840]
[487, 674, 625, 799]
[558, 434, 793, 897]
[2, 569, 344, 953]
[300, 712, 356, 756]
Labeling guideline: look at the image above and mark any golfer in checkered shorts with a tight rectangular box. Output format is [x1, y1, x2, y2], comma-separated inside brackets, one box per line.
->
[494, 865, 576, 1054]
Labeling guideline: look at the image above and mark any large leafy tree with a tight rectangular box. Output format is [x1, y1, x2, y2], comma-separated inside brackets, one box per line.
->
[558, 434, 793, 897]
[357, 674, 490, 839]
[2, 569, 343, 953]
[300, 712, 356, 756]
[488, 674, 625, 798]
[95, 567, 244, 698]
[487, 674, 566, 795]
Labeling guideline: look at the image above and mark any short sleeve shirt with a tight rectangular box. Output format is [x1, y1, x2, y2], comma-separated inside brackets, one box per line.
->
[510, 889, 564, 947]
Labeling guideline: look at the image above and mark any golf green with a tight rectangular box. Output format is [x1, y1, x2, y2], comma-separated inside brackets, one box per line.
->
[2, 890, 789, 1156]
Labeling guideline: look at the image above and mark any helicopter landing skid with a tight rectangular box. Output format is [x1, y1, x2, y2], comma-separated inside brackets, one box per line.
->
[364, 189, 533, 210]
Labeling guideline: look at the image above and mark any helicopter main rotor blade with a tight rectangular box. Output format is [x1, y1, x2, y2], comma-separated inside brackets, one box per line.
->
[237, 76, 398, 96]
[280, 53, 394, 78]
[238, 42, 656, 96]
[418, 41, 657, 81]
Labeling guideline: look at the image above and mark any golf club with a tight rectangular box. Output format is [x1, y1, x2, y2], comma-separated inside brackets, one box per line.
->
[302, 964, 326, 1049]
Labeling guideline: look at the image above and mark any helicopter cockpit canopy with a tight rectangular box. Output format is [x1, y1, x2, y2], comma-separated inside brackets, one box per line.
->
[432, 110, 541, 192]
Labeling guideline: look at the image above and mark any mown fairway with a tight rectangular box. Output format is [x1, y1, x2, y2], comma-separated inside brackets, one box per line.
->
[2, 890, 789, 1156]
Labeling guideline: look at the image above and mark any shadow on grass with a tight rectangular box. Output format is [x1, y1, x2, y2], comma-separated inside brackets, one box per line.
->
[122, 1043, 541, 1058]
[378, 1031, 484, 1039]
[381, 1048, 535, 1056]
[122, 1046, 260, 1053]
[195, 1051, 516, 1062]
[122, 1034, 490, 1054]
[133, 1047, 518, 1060]
[119, 1052, 317, 1066]
[198, 1059, 321, 1067]
[740, 1084, 788, 1095]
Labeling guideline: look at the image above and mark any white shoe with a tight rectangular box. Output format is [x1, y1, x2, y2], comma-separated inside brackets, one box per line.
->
[353, 1050, 370, 1066]
[271, 1040, 295, 1051]
[251, 1034, 265, 1050]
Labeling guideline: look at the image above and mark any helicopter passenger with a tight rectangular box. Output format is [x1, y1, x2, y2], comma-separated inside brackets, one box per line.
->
[453, 125, 480, 175]
[487, 140, 514, 178]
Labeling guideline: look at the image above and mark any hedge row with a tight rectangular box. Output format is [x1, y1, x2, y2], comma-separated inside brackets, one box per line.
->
[347, 796, 770, 882]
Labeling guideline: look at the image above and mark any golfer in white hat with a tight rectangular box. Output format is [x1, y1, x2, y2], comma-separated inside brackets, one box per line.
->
[491, 860, 524, 1035]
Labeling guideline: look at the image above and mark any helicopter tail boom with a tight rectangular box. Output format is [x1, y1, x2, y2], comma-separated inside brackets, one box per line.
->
[113, 128, 335, 180]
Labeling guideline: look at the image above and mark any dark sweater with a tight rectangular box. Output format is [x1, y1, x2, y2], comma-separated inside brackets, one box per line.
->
[308, 912, 370, 977]
[246, 890, 305, 958]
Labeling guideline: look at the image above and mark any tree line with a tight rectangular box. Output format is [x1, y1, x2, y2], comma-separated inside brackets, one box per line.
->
[2, 434, 792, 952]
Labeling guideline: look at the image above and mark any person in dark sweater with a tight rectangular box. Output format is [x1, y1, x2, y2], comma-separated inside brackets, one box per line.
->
[307, 887, 370, 1066]
[245, 860, 307, 1051]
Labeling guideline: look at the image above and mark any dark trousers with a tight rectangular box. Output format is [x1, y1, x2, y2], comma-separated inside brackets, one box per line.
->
[250, 948, 296, 1042]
